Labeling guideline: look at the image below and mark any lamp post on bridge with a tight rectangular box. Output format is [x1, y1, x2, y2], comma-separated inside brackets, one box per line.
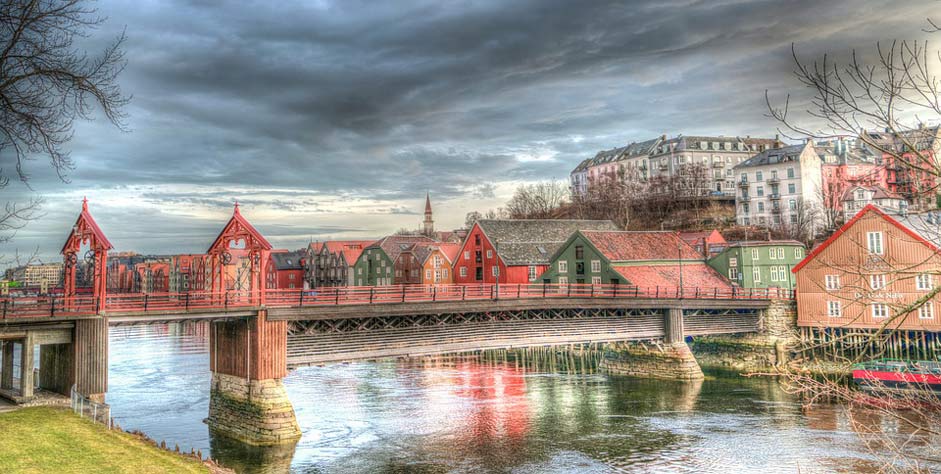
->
[678, 242, 684, 299]
[494, 241, 500, 301]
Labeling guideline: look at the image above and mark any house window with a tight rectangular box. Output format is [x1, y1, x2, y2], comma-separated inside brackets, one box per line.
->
[729, 257, 738, 267]
[752, 249, 759, 260]
[528, 266, 537, 281]
[756, 171, 763, 181]
[559, 261, 568, 272]
[443, 269, 449, 278]
[770, 249, 778, 260]
[492, 266, 499, 277]
[788, 183, 796, 194]
[729, 268, 739, 280]
[358, 268, 362, 275]
[386, 267, 391, 275]
[867, 231, 883, 254]
[558, 276, 568, 293]
[917, 273, 933, 290]
[827, 301, 842, 317]
[757, 186, 764, 197]
[460, 266, 467, 277]
[871, 303, 889, 319]
[434, 256, 442, 267]
[919, 303, 935, 319]
[425, 269, 432, 280]
[825, 275, 840, 290]
[787, 167, 795, 178]
[464, 251, 470, 260]
[870, 274, 886, 290]
[753, 267, 761, 282]
[575, 245, 584, 260]
[770, 266, 779, 281]
[776, 248, 784, 259]
[795, 248, 803, 258]
[590, 260, 601, 273]
[434, 270, 441, 281]
[487, 249, 493, 258]
[591, 276, 602, 285]
[757, 202, 764, 212]
[475, 235, 481, 245]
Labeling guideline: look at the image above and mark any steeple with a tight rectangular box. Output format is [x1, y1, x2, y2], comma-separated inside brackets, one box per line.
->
[423, 192, 434, 236]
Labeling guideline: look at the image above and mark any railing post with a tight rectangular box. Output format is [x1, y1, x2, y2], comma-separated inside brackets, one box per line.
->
[462, 285, 466, 301]
[656, 286, 659, 298]
[185, 292, 190, 310]
[2, 299, 7, 319]
[50, 296, 55, 318]
[224, 291, 229, 309]
[369, 287, 375, 304]
[336, 287, 341, 305]
[543, 283, 547, 298]
[517, 284, 521, 299]
[143, 294, 149, 312]
[299, 289, 304, 307]
[432, 286, 437, 302]
[613, 284, 618, 298]
[590, 285, 595, 298]
[95, 296, 100, 315]
[567, 284, 571, 298]
[402, 285, 406, 303]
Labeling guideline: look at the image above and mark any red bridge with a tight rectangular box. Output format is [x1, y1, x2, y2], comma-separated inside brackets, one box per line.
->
[0, 200, 796, 446]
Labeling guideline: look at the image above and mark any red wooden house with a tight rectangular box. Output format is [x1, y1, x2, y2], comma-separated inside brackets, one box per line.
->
[266, 250, 306, 289]
[452, 219, 618, 285]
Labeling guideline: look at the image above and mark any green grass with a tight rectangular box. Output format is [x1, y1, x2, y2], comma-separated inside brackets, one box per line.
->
[0, 406, 209, 474]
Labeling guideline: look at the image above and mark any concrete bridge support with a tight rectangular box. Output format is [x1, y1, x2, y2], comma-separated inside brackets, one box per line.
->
[0, 328, 77, 403]
[73, 319, 109, 403]
[689, 299, 797, 372]
[207, 310, 301, 446]
[600, 308, 704, 380]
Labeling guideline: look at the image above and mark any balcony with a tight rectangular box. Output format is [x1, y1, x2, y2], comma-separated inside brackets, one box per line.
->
[712, 161, 725, 168]
[739, 195, 750, 202]
[769, 193, 781, 200]
[771, 206, 782, 214]
[737, 180, 749, 188]
[767, 176, 780, 184]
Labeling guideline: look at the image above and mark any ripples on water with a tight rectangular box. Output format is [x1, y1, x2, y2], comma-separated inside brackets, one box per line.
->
[106, 323, 921, 473]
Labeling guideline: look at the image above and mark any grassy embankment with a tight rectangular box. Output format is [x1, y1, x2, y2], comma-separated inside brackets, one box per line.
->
[0, 406, 209, 474]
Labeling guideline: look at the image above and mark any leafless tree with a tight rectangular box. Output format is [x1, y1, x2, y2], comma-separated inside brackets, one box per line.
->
[765, 19, 941, 470]
[772, 196, 821, 244]
[504, 180, 568, 219]
[0, 0, 128, 247]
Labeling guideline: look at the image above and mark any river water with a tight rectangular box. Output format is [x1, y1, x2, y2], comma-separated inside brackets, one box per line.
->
[107, 323, 903, 473]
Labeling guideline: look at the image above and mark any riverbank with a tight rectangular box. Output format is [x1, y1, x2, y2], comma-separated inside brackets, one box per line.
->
[0, 406, 213, 474]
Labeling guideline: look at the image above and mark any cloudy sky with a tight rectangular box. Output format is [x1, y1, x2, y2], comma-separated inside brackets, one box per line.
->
[1, 0, 938, 262]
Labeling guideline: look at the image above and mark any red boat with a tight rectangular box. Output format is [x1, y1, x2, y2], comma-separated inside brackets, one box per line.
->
[852, 359, 941, 392]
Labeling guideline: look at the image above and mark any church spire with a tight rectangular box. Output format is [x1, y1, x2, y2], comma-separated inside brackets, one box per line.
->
[423, 192, 434, 236]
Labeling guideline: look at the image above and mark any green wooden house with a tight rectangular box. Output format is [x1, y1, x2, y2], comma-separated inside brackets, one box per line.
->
[706, 241, 805, 289]
[538, 230, 730, 289]
[352, 235, 436, 286]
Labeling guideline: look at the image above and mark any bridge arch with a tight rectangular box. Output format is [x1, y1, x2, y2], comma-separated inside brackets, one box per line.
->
[207, 202, 272, 305]
[61, 198, 112, 310]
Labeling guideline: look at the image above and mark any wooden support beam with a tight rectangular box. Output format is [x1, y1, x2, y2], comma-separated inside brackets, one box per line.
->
[665, 307, 685, 343]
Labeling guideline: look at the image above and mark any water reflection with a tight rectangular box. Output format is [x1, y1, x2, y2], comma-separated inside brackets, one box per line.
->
[106, 323, 935, 473]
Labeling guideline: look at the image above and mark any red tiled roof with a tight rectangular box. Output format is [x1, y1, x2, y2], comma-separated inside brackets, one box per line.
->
[679, 230, 727, 246]
[581, 231, 702, 262]
[437, 243, 461, 263]
[322, 240, 374, 264]
[612, 263, 731, 289]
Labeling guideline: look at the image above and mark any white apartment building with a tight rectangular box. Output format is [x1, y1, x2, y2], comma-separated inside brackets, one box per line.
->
[571, 134, 779, 196]
[733, 142, 824, 231]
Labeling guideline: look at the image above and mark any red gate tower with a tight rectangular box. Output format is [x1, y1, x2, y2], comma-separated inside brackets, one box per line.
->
[207, 202, 272, 305]
[62, 198, 112, 311]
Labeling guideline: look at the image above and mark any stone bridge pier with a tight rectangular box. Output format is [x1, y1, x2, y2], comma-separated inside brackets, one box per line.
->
[600, 307, 704, 380]
[206, 310, 301, 446]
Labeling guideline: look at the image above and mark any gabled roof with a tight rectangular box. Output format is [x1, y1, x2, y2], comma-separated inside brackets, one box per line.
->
[792, 204, 941, 273]
[840, 184, 903, 202]
[207, 203, 272, 253]
[321, 240, 374, 265]
[725, 240, 804, 248]
[580, 230, 703, 262]
[62, 199, 114, 253]
[612, 263, 731, 289]
[414, 243, 461, 265]
[475, 219, 618, 265]
[366, 235, 437, 262]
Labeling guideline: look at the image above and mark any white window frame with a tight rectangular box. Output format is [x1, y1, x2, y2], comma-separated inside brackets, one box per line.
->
[729, 267, 739, 280]
[752, 248, 759, 261]
[425, 269, 431, 280]
[795, 248, 803, 258]
[753, 267, 761, 283]
[729, 257, 737, 267]
[464, 251, 470, 260]
[825, 275, 840, 290]
[528, 265, 537, 281]
[827, 301, 842, 318]
[558, 276, 568, 293]
[590, 260, 601, 273]
[487, 249, 493, 259]
[867, 231, 884, 255]
[492, 266, 499, 277]
[919, 303, 935, 320]
[770, 266, 779, 281]
[870, 274, 886, 290]
[591, 276, 602, 285]
[558, 261, 568, 273]
[776, 248, 784, 259]
[871, 303, 889, 319]
[917, 273, 933, 291]
[460, 266, 467, 277]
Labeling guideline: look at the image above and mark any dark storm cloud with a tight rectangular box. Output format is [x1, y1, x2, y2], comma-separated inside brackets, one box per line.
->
[1, 0, 937, 259]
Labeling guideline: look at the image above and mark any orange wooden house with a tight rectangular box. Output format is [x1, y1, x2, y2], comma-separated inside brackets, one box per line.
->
[793, 204, 941, 331]
[415, 243, 461, 285]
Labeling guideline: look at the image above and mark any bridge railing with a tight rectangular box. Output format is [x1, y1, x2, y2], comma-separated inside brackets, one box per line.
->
[0, 284, 794, 319]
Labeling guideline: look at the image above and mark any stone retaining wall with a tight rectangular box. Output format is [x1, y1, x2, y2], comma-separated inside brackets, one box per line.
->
[206, 373, 300, 446]
[690, 299, 797, 373]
